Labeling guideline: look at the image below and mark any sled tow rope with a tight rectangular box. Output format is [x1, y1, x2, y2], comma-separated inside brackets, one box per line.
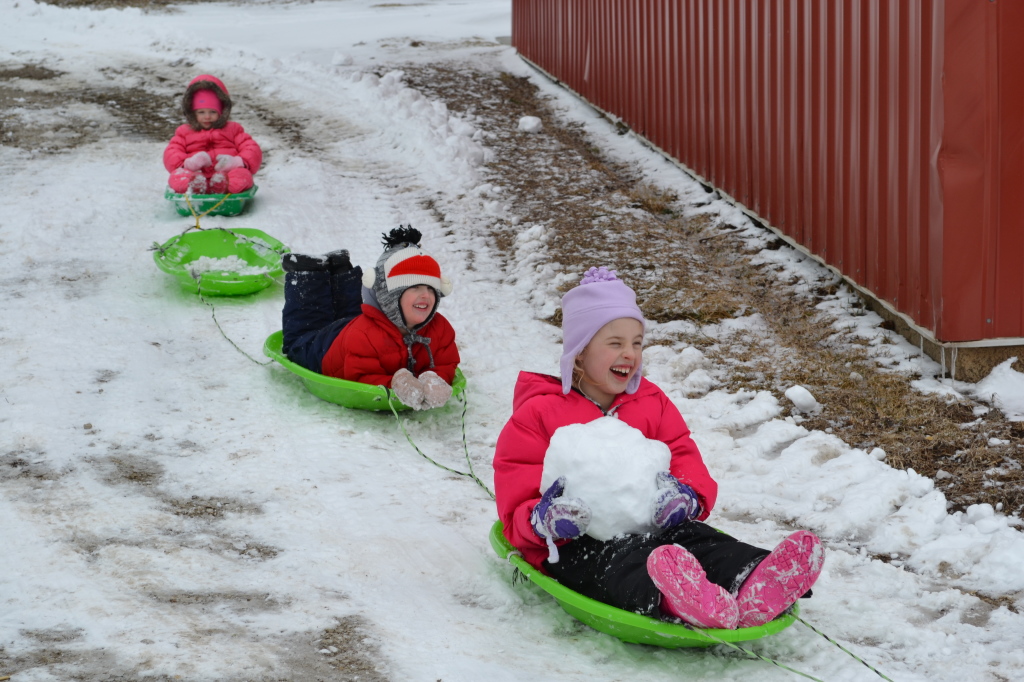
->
[189, 295, 490, 504]
[796, 616, 895, 681]
[387, 389, 495, 500]
[675, 612, 895, 682]
[150, 191, 280, 257]
[679, 621, 825, 681]
[196, 283, 273, 366]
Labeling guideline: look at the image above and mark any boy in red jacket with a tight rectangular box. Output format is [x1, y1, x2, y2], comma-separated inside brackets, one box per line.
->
[163, 75, 262, 195]
[493, 267, 823, 629]
[281, 226, 460, 410]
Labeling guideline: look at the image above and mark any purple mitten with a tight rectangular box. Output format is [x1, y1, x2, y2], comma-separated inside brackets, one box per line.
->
[419, 371, 453, 409]
[214, 154, 245, 172]
[652, 471, 702, 529]
[391, 368, 425, 410]
[531, 476, 591, 564]
[183, 151, 212, 171]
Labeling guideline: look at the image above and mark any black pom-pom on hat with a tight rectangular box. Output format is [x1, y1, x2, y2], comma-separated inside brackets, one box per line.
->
[381, 225, 422, 249]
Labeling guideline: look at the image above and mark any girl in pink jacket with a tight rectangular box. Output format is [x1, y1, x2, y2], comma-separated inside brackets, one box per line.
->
[163, 75, 262, 195]
[493, 267, 824, 629]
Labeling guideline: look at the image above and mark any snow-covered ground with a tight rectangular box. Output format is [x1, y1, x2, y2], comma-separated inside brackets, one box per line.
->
[2, 1, 1024, 680]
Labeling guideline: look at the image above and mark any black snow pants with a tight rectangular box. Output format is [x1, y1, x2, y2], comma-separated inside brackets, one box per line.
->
[543, 521, 771, 618]
[281, 266, 363, 374]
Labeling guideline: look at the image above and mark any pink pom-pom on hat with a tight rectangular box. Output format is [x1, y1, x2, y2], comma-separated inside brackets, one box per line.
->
[559, 267, 646, 395]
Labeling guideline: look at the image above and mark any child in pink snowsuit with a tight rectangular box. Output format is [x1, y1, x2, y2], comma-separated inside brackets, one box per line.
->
[493, 267, 825, 629]
[163, 75, 262, 195]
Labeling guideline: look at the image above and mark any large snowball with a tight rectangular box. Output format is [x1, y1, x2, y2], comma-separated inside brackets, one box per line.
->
[540, 417, 671, 541]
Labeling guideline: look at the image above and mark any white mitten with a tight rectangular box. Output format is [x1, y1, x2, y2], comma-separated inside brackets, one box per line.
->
[183, 151, 212, 171]
[214, 155, 245, 171]
[391, 368, 426, 410]
[418, 371, 453, 409]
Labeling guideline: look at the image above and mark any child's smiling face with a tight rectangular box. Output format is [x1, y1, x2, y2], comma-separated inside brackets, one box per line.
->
[576, 317, 644, 408]
[194, 108, 219, 129]
[399, 285, 436, 328]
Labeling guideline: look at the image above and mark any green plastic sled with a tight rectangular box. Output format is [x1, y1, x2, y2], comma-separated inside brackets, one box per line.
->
[153, 227, 288, 296]
[263, 330, 467, 411]
[165, 185, 258, 217]
[489, 520, 797, 648]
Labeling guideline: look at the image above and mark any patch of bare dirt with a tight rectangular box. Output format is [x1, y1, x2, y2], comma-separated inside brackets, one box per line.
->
[39, 0, 219, 9]
[309, 616, 390, 682]
[0, 63, 181, 151]
[164, 494, 262, 518]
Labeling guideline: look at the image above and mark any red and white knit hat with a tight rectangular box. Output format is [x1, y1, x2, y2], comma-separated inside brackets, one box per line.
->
[362, 226, 453, 333]
[362, 245, 453, 296]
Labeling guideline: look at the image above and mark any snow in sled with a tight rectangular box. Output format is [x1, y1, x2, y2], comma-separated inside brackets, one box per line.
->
[165, 185, 258, 217]
[262, 330, 467, 411]
[489, 520, 797, 649]
[153, 227, 288, 296]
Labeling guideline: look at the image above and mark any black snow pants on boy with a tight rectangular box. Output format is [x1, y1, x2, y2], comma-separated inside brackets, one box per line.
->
[544, 521, 771, 618]
[282, 266, 363, 374]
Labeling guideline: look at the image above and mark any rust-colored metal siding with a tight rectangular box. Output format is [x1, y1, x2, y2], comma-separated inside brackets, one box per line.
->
[512, 0, 1024, 344]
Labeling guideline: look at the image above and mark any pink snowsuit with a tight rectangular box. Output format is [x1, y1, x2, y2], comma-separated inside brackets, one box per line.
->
[163, 75, 262, 194]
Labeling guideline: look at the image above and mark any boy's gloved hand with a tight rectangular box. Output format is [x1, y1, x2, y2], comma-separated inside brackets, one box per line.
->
[183, 151, 212, 171]
[651, 471, 702, 529]
[418, 371, 452, 409]
[214, 155, 245, 172]
[391, 368, 425, 410]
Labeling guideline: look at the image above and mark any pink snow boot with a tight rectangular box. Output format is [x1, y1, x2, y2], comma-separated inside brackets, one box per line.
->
[187, 172, 208, 194]
[647, 544, 739, 629]
[736, 530, 824, 628]
[207, 172, 228, 194]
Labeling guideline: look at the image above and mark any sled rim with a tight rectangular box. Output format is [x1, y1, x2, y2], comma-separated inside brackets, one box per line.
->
[489, 520, 797, 648]
[152, 227, 287, 296]
[263, 330, 467, 411]
[164, 185, 258, 217]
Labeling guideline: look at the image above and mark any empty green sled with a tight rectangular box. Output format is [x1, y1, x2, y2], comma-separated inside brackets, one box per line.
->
[489, 520, 797, 648]
[165, 185, 258, 217]
[153, 227, 287, 296]
[263, 330, 467, 411]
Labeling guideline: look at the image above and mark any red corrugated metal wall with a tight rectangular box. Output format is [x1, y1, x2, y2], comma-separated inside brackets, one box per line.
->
[512, 0, 1024, 344]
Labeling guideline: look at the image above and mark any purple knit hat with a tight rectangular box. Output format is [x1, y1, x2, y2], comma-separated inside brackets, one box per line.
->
[559, 267, 646, 394]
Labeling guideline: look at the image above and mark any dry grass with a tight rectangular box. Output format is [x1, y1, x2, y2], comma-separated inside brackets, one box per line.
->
[399, 62, 1024, 517]
[628, 182, 679, 216]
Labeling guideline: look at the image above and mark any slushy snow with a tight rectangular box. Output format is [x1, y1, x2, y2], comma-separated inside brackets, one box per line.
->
[186, 255, 269, 276]
[541, 417, 671, 541]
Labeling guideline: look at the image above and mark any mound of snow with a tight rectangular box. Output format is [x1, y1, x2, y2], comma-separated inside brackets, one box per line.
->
[517, 115, 543, 133]
[785, 385, 822, 415]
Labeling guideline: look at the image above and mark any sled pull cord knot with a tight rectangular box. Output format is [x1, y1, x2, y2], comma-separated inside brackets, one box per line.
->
[184, 192, 234, 231]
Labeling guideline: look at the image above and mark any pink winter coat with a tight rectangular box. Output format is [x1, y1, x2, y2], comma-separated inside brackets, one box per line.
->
[162, 121, 262, 176]
[493, 371, 718, 571]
